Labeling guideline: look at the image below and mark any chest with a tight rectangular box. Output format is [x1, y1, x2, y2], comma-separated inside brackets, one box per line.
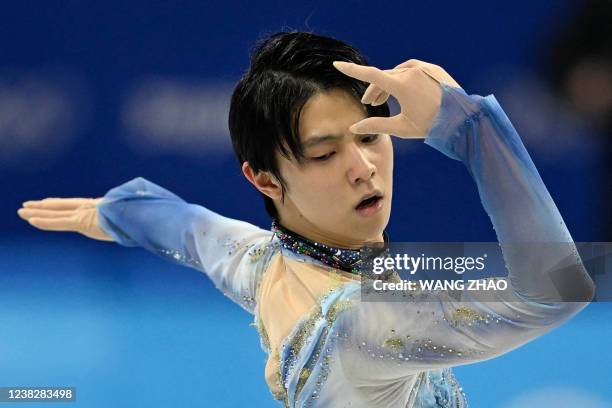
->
[255, 254, 360, 397]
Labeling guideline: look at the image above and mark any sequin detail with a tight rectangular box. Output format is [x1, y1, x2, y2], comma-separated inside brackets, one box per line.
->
[271, 219, 389, 276]
[412, 368, 468, 407]
[277, 282, 357, 407]
[450, 307, 489, 327]
[157, 247, 202, 268]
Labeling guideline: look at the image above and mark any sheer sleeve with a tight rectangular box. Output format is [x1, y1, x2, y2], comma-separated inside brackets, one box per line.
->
[333, 84, 596, 381]
[95, 177, 277, 314]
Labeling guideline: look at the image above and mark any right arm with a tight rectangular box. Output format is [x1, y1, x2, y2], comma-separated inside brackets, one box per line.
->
[19, 177, 277, 315]
[96, 177, 277, 314]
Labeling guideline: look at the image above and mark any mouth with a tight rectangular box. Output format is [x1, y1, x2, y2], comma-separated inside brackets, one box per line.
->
[355, 192, 384, 216]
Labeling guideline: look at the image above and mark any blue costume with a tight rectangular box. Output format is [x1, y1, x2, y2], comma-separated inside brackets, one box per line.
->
[96, 84, 594, 407]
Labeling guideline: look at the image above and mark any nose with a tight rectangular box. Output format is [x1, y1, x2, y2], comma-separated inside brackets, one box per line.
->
[347, 143, 376, 185]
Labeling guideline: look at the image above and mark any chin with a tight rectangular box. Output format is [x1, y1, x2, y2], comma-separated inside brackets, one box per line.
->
[361, 210, 390, 232]
[353, 221, 387, 242]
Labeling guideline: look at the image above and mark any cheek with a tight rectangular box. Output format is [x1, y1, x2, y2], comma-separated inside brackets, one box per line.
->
[289, 169, 350, 217]
[303, 169, 342, 198]
[285, 165, 339, 202]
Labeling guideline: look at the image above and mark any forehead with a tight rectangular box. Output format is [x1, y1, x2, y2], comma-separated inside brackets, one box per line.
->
[298, 88, 367, 141]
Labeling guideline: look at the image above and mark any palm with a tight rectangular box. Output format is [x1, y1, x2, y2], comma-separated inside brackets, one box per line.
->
[17, 197, 113, 242]
[333, 59, 462, 138]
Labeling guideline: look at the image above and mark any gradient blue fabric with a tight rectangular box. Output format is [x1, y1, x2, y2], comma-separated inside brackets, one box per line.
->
[95, 83, 594, 407]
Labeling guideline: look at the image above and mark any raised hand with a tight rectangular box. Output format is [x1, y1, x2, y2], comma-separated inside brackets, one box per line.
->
[17, 197, 113, 242]
[332, 59, 462, 138]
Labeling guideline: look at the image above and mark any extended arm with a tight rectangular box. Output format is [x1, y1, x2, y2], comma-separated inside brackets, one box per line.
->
[95, 177, 276, 314]
[19, 177, 276, 314]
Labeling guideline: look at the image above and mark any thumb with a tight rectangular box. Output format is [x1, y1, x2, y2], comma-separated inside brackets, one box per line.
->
[350, 115, 420, 137]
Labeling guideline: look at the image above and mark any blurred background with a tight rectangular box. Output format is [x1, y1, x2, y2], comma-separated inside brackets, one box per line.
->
[1, 0, 610, 406]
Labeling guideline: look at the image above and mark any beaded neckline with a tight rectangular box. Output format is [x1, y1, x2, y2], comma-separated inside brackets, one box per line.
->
[270, 218, 389, 276]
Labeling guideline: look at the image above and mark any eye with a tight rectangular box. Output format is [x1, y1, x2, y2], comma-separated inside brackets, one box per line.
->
[311, 152, 336, 162]
[361, 134, 380, 144]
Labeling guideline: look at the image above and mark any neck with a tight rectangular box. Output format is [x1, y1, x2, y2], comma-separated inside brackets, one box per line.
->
[276, 215, 384, 250]
[271, 218, 390, 276]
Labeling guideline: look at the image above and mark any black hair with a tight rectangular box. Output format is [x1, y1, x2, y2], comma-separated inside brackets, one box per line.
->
[228, 31, 390, 220]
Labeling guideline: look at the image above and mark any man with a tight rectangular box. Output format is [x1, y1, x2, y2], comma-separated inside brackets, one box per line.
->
[18, 32, 594, 407]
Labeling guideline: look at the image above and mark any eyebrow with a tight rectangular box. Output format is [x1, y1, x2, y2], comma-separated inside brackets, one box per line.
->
[302, 134, 344, 148]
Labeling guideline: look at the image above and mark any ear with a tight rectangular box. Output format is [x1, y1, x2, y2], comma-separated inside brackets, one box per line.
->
[241, 161, 283, 200]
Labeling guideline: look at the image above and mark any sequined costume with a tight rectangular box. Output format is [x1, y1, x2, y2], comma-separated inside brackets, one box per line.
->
[96, 84, 595, 407]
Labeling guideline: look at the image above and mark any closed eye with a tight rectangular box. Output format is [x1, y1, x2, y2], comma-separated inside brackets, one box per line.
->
[311, 152, 336, 162]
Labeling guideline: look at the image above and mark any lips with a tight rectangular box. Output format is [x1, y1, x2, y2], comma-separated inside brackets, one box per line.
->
[355, 191, 383, 210]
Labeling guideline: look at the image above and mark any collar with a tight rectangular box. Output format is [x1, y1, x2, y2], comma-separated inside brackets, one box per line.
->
[270, 218, 389, 276]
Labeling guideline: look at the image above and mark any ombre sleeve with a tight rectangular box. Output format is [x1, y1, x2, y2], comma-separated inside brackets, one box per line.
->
[96, 177, 277, 314]
[423, 83, 595, 302]
[330, 84, 596, 381]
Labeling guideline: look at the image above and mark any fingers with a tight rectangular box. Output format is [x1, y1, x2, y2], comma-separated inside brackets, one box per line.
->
[333, 61, 395, 95]
[349, 114, 422, 138]
[17, 207, 79, 231]
[360, 64, 420, 106]
[362, 83, 382, 104]
[362, 83, 389, 106]
[372, 91, 389, 106]
[17, 208, 75, 221]
[338, 58, 459, 137]
[17, 196, 107, 238]
[22, 198, 97, 210]
[17, 200, 87, 233]
[27, 216, 78, 231]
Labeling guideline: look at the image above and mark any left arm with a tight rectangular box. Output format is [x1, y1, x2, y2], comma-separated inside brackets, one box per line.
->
[329, 60, 595, 381]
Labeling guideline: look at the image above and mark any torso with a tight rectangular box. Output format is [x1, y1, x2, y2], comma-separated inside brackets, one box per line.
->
[255, 252, 361, 399]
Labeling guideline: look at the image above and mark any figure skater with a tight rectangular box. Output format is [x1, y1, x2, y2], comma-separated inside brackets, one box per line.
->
[17, 32, 595, 407]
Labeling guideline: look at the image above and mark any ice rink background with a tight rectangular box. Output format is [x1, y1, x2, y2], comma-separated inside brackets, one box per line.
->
[1, 1, 610, 406]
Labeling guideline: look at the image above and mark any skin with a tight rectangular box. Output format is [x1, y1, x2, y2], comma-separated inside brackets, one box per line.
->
[242, 88, 394, 250]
